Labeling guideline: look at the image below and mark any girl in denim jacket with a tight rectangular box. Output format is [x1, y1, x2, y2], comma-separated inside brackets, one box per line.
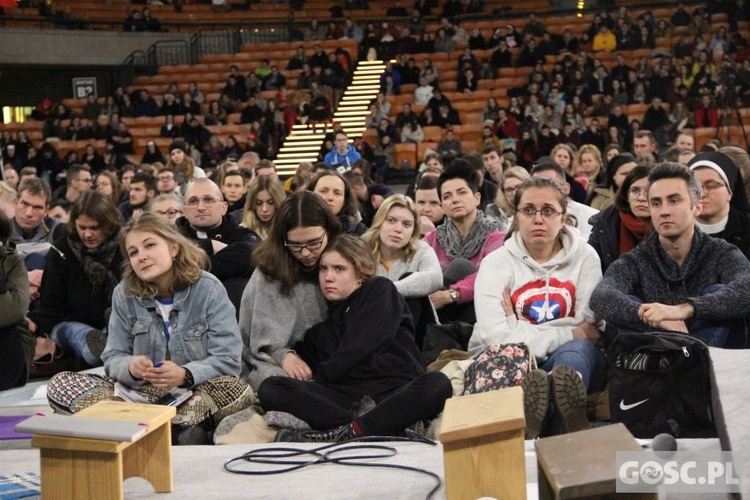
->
[47, 214, 252, 445]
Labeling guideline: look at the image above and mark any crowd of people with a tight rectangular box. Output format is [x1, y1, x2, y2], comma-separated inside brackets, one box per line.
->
[1, 0, 750, 446]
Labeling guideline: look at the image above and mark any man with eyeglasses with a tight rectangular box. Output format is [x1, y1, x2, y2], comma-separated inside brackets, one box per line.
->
[530, 161, 599, 240]
[176, 178, 260, 313]
[591, 162, 750, 348]
[156, 168, 182, 198]
[689, 152, 750, 260]
[52, 165, 92, 205]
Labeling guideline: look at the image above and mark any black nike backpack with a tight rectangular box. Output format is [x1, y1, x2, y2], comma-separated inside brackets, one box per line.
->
[606, 331, 717, 439]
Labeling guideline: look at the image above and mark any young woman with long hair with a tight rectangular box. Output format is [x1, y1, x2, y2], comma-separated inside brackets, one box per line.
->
[47, 214, 251, 445]
[307, 169, 367, 235]
[240, 191, 341, 392]
[241, 175, 286, 240]
[260, 235, 453, 443]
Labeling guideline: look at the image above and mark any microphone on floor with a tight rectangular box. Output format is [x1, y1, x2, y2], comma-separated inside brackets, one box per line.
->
[651, 433, 678, 459]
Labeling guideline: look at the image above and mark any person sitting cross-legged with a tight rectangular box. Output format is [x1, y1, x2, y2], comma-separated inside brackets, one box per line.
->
[259, 235, 453, 443]
[46, 214, 252, 445]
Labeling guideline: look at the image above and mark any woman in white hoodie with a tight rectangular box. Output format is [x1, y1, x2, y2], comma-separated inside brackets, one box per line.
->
[469, 176, 606, 436]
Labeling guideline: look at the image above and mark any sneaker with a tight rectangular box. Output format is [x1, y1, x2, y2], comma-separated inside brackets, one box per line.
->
[173, 426, 211, 446]
[298, 423, 357, 443]
[274, 428, 304, 442]
[550, 365, 589, 434]
[522, 369, 550, 439]
[85, 329, 108, 360]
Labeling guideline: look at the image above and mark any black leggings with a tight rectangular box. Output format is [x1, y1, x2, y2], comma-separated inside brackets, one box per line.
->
[258, 371, 453, 435]
[0, 325, 27, 391]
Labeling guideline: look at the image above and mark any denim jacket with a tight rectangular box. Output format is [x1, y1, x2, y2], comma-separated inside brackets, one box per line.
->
[102, 271, 241, 388]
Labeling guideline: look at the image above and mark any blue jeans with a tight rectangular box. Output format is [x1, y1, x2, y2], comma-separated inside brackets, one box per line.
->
[542, 338, 607, 393]
[50, 321, 105, 367]
[617, 285, 748, 349]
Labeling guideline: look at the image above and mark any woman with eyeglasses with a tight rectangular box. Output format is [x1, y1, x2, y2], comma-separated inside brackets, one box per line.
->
[94, 171, 125, 206]
[149, 194, 184, 224]
[588, 165, 653, 274]
[240, 191, 341, 392]
[470, 176, 605, 438]
[486, 167, 530, 231]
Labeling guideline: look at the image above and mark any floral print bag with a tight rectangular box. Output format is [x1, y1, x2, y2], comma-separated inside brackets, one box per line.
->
[463, 343, 533, 395]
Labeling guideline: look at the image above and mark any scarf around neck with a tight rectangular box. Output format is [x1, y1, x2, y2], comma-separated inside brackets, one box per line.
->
[436, 210, 499, 260]
[618, 210, 649, 256]
[66, 234, 120, 299]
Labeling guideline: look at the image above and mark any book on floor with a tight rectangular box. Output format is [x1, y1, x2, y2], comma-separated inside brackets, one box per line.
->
[114, 383, 193, 407]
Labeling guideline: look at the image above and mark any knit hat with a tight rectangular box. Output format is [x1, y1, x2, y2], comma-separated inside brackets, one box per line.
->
[607, 153, 636, 186]
[169, 140, 186, 154]
[688, 151, 735, 194]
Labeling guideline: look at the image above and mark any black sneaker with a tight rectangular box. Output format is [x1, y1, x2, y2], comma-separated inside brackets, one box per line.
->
[298, 423, 357, 443]
[173, 426, 211, 445]
[550, 365, 589, 434]
[85, 329, 108, 360]
[274, 428, 304, 442]
[522, 369, 550, 439]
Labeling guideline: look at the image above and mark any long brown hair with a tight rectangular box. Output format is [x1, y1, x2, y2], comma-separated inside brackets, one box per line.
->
[241, 175, 286, 239]
[95, 171, 123, 206]
[252, 191, 341, 295]
[67, 190, 122, 243]
[120, 213, 207, 298]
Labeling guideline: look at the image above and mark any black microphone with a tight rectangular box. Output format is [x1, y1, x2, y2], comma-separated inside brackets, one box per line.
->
[652, 433, 678, 459]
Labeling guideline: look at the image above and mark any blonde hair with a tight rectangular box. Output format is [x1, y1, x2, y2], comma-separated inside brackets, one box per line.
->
[241, 175, 286, 239]
[362, 195, 420, 264]
[494, 166, 530, 216]
[120, 213, 207, 298]
[550, 143, 576, 173]
[574, 144, 603, 189]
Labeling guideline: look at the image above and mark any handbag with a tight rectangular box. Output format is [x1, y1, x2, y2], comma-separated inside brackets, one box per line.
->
[463, 343, 532, 395]
[607, 331, 716, 438]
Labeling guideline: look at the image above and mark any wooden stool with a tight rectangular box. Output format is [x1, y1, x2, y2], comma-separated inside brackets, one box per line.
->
[31, 401, 176, 500]
[536, 422, 655, 499]
[439, 386, 526, 500]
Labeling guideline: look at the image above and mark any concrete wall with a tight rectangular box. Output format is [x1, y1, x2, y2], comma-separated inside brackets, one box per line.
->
[0, 28, 193, 66]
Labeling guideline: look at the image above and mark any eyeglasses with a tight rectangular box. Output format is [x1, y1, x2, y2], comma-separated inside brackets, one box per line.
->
[284, 233, 326, 253]
[185, 196, 221, 208]
[701, 181, 726, 193]
[517, 206, 564, 219]
[504, 186, 520, 196]
[628, 187, 648, 199]
[154, 209, 183, 217]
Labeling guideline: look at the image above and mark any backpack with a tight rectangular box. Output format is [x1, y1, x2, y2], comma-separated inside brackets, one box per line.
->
[607, 331, 716, 439]
[463, 343, 532, 395]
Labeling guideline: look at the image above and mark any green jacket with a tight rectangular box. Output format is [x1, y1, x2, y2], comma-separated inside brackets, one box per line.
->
[0, 241, 33, 385]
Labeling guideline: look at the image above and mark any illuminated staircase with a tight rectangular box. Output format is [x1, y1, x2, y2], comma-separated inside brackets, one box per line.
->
[274, 60, 386, 177]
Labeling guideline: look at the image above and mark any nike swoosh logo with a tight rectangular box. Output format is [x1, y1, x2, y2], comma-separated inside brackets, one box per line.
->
[620, 399, 649, 411]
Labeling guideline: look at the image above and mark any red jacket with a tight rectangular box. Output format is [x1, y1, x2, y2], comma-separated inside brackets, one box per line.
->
[695, 105, 718, 128]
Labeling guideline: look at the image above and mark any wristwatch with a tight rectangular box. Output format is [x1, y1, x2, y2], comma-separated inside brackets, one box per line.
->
[449, 289, 459, 303]
[181, 369, 194, 389]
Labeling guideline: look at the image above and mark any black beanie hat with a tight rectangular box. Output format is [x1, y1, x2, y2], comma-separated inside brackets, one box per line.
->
[169, 140, 187, 154]
[606, 153, 636, 186]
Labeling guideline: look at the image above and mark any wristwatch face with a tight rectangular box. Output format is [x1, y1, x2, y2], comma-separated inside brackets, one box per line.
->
[450, 290, 458, 302]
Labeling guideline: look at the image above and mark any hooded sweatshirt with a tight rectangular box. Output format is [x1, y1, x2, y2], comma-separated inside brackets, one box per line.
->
[324, 145, 361, 167]
[469, 225, 602, 360]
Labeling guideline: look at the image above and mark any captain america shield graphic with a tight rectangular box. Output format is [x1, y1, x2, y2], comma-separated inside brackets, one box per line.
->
[511, 278, 577, 324]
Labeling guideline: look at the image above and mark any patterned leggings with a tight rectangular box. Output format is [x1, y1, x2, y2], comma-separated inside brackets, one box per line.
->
[47, 372, 253, 429]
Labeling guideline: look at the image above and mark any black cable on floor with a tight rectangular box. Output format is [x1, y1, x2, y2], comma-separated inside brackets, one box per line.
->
[223, 434, 442, 500]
